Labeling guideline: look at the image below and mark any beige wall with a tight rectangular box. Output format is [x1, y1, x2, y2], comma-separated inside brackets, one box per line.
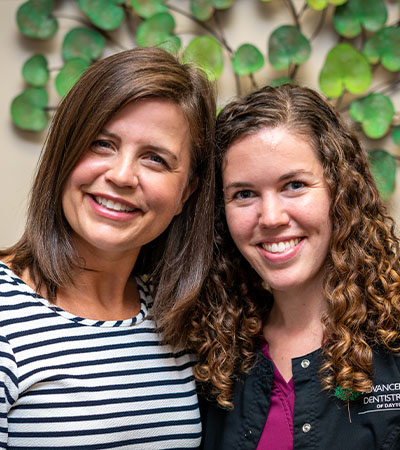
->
[1, 0, 399, 248]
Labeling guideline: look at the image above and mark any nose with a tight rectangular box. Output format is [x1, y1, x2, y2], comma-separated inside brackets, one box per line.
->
[105, 152, 139, 188]
[258, 194, 289, 229]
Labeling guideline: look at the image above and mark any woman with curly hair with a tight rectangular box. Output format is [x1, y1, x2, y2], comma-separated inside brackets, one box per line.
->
[189, 84, 400, 449]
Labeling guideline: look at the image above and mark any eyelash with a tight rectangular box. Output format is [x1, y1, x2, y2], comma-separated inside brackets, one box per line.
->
[147, 153, 170, 168]
[231, 180, 306, 200]
[91, 139, 113, 151]
[233, 190, 254, 200]
[285, 180, 306, 190]
[90, 141, 170, 169]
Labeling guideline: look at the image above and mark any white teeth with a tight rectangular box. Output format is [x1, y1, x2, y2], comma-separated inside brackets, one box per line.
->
[262, 238, 300, 253]
[94, 196, 135, 213]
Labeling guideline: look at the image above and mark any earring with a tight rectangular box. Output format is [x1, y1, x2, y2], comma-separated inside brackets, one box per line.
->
[261, 281, 272, 293]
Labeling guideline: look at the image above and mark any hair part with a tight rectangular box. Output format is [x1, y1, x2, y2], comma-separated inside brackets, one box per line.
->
[191, 84, 400, 408]
[2, 47, 216, 333]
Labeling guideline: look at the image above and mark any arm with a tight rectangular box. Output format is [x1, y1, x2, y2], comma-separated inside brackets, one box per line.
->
[0, 335, 18, 448]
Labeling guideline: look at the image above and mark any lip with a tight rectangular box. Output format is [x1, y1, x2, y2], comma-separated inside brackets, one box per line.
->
[257, 237, 304, 264]
[88, 193, 142, 222]
[91, 192, 138, 210]
[260, 236, 302, 244]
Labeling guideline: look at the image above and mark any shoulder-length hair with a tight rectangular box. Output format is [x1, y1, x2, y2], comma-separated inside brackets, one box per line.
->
[191, 84, 400, 408]
[2, 47, 216, 329]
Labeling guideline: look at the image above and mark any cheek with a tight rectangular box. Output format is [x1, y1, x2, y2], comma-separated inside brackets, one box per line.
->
[225, 207, 254, 243]
[68, 153, 107, 188]
[146, 177, 188, 215]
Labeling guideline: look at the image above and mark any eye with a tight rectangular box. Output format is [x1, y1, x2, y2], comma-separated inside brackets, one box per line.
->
[285, 180, 305, 191]
[146, 153, 170, 168]
[91, 139, 114, 153]
[234, 190, 255, 200]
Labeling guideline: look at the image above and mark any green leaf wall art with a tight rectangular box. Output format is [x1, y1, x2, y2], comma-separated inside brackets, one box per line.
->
[350, 94, 394, 139]
[363, 27, 400, 72]
[17, 0, 58, 39]
[233, 44, 264, 76]
[268, 25, 311, 70]
[136, 12, 181, 52]
[11, 0, 400, 200]
[77, 0, 125, 30]
[11, 87, 49, 131]
[333, 0, 387, 38]
[182, 36, 223, 81]
[319, 43, 372, 98]
[22, 55, 49, 87]
[368, 150, 397, 201]
[130, 0, 168, 19]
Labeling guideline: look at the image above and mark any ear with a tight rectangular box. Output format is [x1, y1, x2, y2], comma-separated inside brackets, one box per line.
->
[175, 176, 198, 216]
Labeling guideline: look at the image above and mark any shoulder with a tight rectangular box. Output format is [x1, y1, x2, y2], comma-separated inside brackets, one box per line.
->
[199, 350, 273, 450]
[0, 261, 38, 303]
[372, 347, 400, 378]
[0, 261, 54, 339]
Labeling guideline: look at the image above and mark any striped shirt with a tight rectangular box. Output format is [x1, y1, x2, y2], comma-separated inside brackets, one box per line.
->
[0, 262, 201, 449]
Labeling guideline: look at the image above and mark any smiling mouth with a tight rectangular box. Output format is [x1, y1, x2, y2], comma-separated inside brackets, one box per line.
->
[261, 238, 301, 254]
[93, 195, 137, 213]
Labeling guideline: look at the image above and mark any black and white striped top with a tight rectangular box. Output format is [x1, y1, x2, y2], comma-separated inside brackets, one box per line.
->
[0, 262, 201, 449]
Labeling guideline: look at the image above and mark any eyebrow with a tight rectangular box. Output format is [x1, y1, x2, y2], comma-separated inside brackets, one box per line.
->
[224, 169, 315, 190]
[279, 169, 314, 180]
[98, 128, 178, 162]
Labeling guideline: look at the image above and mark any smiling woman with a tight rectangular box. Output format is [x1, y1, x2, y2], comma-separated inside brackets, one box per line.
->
[62, 100, 193, 286]
[223, 127, 332, 298]
[188, 84, 400, 450]
[0, 47, 215, 449]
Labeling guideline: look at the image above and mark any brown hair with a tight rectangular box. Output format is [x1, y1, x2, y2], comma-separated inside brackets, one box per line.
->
[188, 84, 400, 407]
[2, 47, 216, 328]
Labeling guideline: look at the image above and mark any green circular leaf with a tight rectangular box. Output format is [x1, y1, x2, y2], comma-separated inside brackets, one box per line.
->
[55, 58, 90, 97]
[363, 27, 400, 72]
[307, 0, 346, 11]
[77, 0, 125, 31]
[11, 87, 49, 131]
[268, 25, 311, 70]
[182, 36, 224, 81]
[62, 27, 105, 63]
[16, 0, 58, 39]
[269, 77, 292, 87]
[212, 0, 234, 8]
[136, 12, 181, 53]
[130, 0, 168, 19]
[368, 149, 396, 201]
[333, 0, 387, 38]
[22, 54, 49, 87]
[350, 94, 394, 139]
[190, 0, 214, 21]
[232, 44, 264, 76]
[319, 43, 372, 98]
[393, 125, 400, 146]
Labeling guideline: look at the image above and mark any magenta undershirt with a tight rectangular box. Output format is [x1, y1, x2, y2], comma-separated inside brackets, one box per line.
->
[256, 340, 295, 450]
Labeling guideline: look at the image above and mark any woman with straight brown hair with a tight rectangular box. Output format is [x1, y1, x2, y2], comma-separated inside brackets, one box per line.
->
[181, 84, 400, 449]
[0, 46, 215, 449]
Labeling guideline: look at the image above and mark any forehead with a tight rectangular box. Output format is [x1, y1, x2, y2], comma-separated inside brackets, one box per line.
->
[224, 126, 317, 162]
[222, 126, 326, 184]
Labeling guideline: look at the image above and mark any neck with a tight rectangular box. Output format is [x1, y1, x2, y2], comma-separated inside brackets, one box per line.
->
[268, 285, 326, 332]
[263, 280, 326, 360]
[55, 241, 142, 321]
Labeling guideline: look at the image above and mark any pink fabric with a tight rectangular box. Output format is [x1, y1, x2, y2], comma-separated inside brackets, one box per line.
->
[256, 341, 295, 450]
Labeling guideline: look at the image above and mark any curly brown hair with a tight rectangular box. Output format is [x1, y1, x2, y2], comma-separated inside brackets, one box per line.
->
[178, 84, 400, 408]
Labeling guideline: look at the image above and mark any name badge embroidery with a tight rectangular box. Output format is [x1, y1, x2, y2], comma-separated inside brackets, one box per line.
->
[359, 383, 400, 415]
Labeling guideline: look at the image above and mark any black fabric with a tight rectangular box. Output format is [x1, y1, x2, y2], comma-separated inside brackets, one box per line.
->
[200, 348, 400, 450]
